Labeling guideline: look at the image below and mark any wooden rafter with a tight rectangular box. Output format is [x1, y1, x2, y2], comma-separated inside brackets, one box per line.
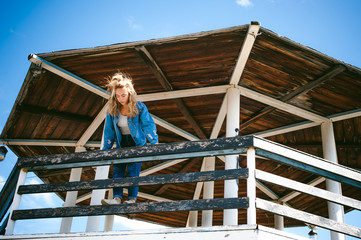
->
[136, 46, 207, 139]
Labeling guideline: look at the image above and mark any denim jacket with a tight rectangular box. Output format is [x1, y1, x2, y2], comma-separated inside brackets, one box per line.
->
[102, 101, 158, 150]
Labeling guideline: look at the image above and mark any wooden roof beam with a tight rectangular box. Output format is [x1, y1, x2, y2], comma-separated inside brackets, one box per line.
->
[28, 54, 109, 99]
[136, 46, 207, 139]
[256, 107, 361, 137]
[237, 85, 328, 123]
[229, 21, 260, 86]
[139, 85, 229, 102]
[240, 64, 346, 131]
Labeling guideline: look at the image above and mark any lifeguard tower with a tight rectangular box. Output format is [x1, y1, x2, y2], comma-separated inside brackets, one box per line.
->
[1, 22, 361, 240]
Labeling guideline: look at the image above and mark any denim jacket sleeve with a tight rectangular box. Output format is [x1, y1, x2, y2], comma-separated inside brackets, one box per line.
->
[138, 102, 158, 145]
[102, 113, 116, 150]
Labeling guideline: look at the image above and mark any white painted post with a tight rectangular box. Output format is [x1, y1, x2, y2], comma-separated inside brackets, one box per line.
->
[202, 156, 215, 227]
[103, 189, 114, 231]
[187, 211, 198, 227]
[247, 147, 256, 225]
[5, 168, 28, 235]
[59, 146, 85, 233]
[223, 86, 240, 226]
[85, 165, 110, 232]
[274, 214, 284, 230]
[321, 120, 345, 240]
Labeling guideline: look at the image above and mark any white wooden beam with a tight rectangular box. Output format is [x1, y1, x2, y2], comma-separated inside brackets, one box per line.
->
[253, 136, 361, 185]
[138, 85, 229, 102]
[255, 121, 319, 138]
[330, 108, 361, 122]
[29, 54, 109, 99]
[229, 22, 261, 85]
[151, 114, 199, 141]
[210, 93, 228, 139]
[256, 198, 361, 239]
[76, 105, 108, 147]
[238, 85, 328, 123]
[279, 176, 326, 203]
[76, 189, 171, 204]
[256, 170, 361, 211]
[139, 159, 188, 176]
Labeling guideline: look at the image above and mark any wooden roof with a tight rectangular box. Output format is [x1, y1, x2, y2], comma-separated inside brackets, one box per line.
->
[1, 22, 361, 228]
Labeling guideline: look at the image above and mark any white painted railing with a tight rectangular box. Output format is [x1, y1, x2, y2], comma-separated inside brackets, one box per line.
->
[1, 136, 361, 239]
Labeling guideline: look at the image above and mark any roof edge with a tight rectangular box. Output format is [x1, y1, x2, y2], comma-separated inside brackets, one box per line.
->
[37, 24, 251, 61]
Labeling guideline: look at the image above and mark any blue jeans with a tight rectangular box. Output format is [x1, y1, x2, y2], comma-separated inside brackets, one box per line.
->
[112, 135, 142, 200]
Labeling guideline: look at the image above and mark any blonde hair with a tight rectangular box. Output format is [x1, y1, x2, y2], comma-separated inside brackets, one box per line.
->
[106, 72, 139, 118]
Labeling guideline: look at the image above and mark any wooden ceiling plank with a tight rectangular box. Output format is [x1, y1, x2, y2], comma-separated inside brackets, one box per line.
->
[240, 65, 346, 131]
[17, 104, 93, 123]
[136, 46, 207, 139]
[229, 22, 261, 86]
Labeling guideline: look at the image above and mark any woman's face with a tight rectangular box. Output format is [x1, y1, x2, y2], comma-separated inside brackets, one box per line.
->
[115, 87, 129, 106]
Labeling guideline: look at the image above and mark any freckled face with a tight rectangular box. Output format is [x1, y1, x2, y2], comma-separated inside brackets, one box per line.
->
[115, 88, 129, 106]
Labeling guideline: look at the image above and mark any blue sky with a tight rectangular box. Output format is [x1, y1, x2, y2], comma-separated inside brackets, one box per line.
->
[1, 0, 361, 239]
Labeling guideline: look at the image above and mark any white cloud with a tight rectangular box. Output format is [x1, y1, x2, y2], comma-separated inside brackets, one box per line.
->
[126, 17, 143, 30]
[20, 176, 62, 209]
[236, 0, 254, 7]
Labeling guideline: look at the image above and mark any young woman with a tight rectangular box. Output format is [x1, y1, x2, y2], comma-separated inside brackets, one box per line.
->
[101, 72, 158, 205]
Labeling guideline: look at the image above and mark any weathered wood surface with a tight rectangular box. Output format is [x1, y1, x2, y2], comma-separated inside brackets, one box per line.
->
[12, 197, 249, 220]
[256, 198, 361, 239]
[17, 136, 253, 170]
[18, 168, 248, 194]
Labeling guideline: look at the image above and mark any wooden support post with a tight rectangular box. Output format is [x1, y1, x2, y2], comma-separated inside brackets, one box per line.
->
[103, 189, 114, 231]
[59, 146, 85, 233]
[5, 168, 27, 235]
[202, 156, 215, 227]
[85, 165, 110, 232]
[247, 147, 256, 225]
[224, 87, 240, 225]
[274, 214, 284, 230]
[188, 210, 198, 227]
[321, 120, 345, 240]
